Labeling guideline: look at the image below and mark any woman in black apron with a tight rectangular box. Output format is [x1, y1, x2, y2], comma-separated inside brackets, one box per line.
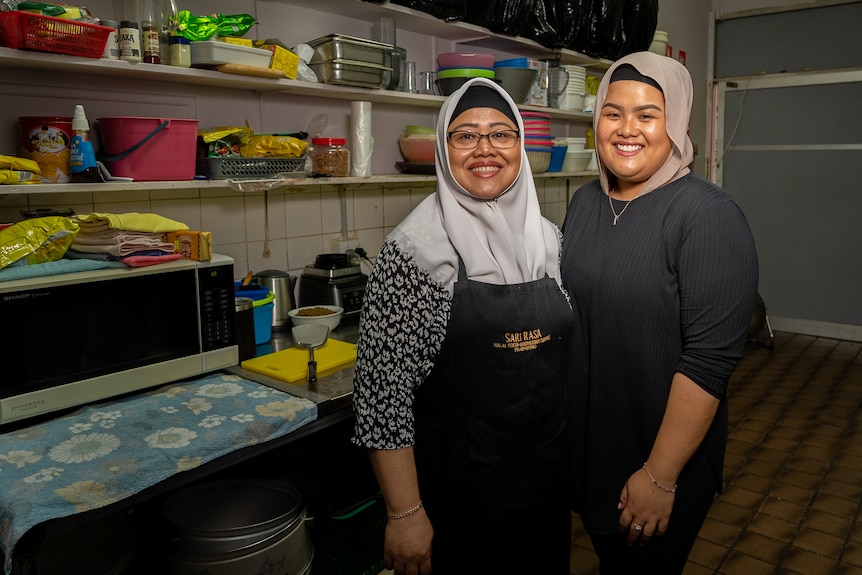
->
[352, 78, 574, 575]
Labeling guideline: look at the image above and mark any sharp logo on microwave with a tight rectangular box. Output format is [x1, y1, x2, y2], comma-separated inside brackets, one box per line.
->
[3, 291, 50, 302]
[11, 399, 48, 413]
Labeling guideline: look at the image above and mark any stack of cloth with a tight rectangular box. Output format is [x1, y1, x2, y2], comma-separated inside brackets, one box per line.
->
[68, 212, 189, 267]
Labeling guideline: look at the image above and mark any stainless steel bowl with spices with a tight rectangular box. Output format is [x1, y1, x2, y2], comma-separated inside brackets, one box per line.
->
[310, 137, 350, 177]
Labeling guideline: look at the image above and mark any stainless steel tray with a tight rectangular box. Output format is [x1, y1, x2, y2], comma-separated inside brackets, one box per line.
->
[306, 34, 393, 66]
[309, 59, 391, 89]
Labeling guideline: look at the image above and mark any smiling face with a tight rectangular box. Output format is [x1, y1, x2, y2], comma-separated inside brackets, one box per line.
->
[446, 107, 521, 201]
[596, 79, 673, 198]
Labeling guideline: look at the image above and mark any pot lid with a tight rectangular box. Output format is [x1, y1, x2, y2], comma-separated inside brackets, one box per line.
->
[162, 479, 304, 537]
[255, 269, 292, 278]
[314, 252, 351, 269]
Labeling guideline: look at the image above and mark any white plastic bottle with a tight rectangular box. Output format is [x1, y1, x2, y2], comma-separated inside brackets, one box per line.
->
[119, 20, 142, 63]
[70, 105, 101, 183]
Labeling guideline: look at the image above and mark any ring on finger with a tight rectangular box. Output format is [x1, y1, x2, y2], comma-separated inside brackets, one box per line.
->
[633, 522, 643, 532]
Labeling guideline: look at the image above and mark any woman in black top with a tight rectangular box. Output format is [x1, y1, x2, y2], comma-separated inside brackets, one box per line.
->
[561, 51, 759, 574]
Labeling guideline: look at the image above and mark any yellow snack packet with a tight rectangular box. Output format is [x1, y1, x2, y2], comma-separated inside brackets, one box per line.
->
[0, 155, 41, 173]
[0, 170, 41, 184]
[240, 135, 308, 158]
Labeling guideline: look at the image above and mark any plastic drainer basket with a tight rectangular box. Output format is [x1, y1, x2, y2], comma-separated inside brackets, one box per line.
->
[197, 156, 309, 180]
[0, 11, 110, 57]
[311, 493, 386, 575]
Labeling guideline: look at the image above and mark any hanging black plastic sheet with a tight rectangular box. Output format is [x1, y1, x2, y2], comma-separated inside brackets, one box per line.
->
[523, 0, 562, 48]
[389, 0, 468, 22]
[464, 0, 535, 37]
[567, 0, 658, 59]
[620, 0, 658, 57]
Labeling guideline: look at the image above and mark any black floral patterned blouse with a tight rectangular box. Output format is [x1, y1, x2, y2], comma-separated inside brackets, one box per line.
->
[351, 240, 452, 450]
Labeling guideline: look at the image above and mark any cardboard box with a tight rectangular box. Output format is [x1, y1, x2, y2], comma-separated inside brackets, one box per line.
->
[527, 59, 548, 108]
[223, 37, 254, 48]
[254, 39, 300, 80]
[165, 230, 212, 261]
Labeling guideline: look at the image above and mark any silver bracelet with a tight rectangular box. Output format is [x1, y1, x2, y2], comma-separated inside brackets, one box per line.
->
[642, 463, 677, 494]
[387, 500, 423, 520]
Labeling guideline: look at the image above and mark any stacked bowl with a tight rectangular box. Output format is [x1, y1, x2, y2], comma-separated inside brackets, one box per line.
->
[560, 137, 593, 173]
[521, 111, 552, 173]
[397, 124, 436, 174]
[493, 58, 538, 104]
[436, 52, 496, 96]
[558, 65, 587, 112]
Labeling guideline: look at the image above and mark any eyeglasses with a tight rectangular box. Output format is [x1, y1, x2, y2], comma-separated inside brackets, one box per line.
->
[447, 130, 521, 150]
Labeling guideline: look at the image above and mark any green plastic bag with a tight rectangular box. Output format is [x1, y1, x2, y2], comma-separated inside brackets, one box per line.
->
[170, 10, 257, 41]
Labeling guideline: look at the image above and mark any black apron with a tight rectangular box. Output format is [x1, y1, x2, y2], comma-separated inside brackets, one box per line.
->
[414, 258, 574, 574]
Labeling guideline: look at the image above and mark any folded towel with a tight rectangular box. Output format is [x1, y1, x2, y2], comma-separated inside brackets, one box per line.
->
[71, 229, 176, 257]
[120, 253, 184, 267]
[74, 212, 189, 233]
[0, 258, 123, 282]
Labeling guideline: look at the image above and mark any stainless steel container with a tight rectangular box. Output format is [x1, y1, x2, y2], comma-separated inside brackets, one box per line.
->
[163, 478, 313, 575]
[308, 59, 391, 89]
[253, 269, 297, 332]
[306, 33, 393, 66]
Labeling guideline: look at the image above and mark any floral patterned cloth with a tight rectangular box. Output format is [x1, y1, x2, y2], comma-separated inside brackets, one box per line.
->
[0, 372, 318, 574]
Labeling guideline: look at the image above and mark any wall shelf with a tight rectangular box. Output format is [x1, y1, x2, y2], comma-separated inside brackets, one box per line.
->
[0, 48, 593, 121]
[1, 170, 597, 196]
[271, 0, 613, 69]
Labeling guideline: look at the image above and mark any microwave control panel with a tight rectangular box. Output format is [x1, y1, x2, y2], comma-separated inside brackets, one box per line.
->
[198, 262, 235, 351]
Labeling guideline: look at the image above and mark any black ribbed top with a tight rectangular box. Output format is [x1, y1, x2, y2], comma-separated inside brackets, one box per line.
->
[561, 174, 759, 532]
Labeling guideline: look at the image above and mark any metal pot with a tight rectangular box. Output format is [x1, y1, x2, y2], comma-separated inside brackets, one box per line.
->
[162, 478, 313, 575]
[254, 269, 298, 331]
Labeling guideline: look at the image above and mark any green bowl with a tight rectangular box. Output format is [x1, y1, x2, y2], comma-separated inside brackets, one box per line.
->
[436, 67, 496, 79]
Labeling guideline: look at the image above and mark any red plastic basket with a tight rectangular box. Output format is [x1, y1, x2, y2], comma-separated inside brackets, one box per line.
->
[0, 10, 110, 58]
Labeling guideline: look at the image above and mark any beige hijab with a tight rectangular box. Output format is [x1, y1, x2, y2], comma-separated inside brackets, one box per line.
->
[388, 77, 560, 293]
[594, 51, 695, 197]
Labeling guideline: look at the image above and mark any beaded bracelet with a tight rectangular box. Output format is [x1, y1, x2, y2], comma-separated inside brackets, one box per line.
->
[642, 463, 677, 494]
[387, 500, 423, 520]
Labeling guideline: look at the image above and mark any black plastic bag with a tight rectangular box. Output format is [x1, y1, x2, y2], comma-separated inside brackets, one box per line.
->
[464, 0, 535, 37]
[619, 0, 659, 57]
[568, 0, 625, 59]
[523, 0, 563, 49]
[389, 0, 468, 22]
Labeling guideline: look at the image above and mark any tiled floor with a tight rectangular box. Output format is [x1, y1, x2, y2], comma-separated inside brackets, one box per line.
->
[570, 331, 862, 574]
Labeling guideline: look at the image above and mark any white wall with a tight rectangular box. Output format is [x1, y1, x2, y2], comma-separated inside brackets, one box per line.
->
[656, 0, 712, 174]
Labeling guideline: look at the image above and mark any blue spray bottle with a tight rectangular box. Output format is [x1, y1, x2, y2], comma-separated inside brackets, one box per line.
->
[70, 105, 101, 183]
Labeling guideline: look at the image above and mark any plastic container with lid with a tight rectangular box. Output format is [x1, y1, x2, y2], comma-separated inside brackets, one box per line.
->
[119, 20, 141, 63]
[169, 35, 191, 67]
[310, 137, 350, 177]
[649, 30, 668, 56]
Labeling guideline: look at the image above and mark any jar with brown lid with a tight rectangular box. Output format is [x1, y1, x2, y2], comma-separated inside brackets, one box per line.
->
[310, 137, 350, 177]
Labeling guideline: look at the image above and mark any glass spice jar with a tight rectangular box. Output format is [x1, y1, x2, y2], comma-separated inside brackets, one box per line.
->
[310, 137, 350, 177]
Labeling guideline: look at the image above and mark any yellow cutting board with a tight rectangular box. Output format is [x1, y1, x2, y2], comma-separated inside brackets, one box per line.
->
[241, 339, 357, 384]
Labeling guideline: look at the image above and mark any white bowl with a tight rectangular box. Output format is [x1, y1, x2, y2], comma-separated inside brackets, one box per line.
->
[562, 150, 593, 173]
[288, 305, 343, 331]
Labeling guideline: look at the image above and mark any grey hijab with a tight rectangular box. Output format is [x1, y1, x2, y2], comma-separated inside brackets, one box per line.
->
[594, 51, 695, 197]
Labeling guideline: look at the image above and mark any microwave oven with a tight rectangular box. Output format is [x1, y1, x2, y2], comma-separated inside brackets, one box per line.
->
[0, 254, 238, 426]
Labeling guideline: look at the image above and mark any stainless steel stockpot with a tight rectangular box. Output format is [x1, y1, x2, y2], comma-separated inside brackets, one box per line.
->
[162, 478, 313, 575]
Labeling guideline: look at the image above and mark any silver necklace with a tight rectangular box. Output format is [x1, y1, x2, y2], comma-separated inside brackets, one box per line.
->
[608, 189, 639, 225]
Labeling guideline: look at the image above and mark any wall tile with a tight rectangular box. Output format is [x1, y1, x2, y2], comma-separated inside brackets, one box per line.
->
[382, 186, 412, 227]
[354, 187, 384, 229]
[285, 191, 323, 237]
[287, 234, 326, 273]
[321, 188, 352, 236]
[150, 197, 202, 230]
[201, 195, 246, 245]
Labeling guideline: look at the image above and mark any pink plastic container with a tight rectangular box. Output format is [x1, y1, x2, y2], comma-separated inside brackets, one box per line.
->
[97, 117, 198, 181]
